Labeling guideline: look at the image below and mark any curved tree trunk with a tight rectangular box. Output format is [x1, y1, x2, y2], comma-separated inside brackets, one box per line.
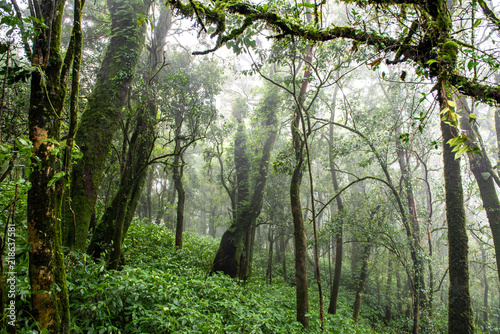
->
[290, 162, 308, 326]
[66, 0, 147, 250]
[288, 43, 314, 327]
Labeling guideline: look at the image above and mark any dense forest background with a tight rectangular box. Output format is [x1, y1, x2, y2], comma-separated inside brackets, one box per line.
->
[1, 0, 500, 332]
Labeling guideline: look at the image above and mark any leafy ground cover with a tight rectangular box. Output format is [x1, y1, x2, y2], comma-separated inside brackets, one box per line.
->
[65, 221, 378, 333]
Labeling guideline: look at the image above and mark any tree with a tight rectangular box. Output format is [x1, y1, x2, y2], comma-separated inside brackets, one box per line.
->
[212, 84, 279, 280]
[65, 0, 147, 251]
[23, 0, 84, 329]
[327, 82, 345, 315]
[87, 6, 171, 266]
[167, 1, 500, 331]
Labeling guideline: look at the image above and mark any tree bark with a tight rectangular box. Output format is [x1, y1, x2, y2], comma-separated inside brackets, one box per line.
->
[457, 96, 500, 280]
[173, 147, 185, 249]
[353, 242, 371, 324]
[495, 108, 500, 174]
[291, 160, 309, 327]
[27, 0, 71, 330]
[328, 84, 344, 315]
[87, 105, 155, 267]
[439, 87, 474, 334]
[266, 228, 274, 284]
[482, 247, 489, 328]
[87, 7, 170, 264]
[212, 88, 278, 279]
[66, 0, 147, 250]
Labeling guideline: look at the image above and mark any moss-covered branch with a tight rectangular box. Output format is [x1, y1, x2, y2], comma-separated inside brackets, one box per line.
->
[449, 73, 500, 104]
[167, 0, 500, 105]
[478, 0, 500, 32]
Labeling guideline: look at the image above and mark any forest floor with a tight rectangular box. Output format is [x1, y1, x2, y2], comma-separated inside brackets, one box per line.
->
[19, 221, 427, 333]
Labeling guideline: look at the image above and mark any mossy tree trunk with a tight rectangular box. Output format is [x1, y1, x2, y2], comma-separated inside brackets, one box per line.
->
[212, 119, 250, 277]
[212, 89, 279, 280]
[86, 104, 155, 267]
[66, 0, 147, 251]
[457, 95, 500, 280]
[439, 86, 474, 334]
[429, 2, 475, 332]
[87, 8, 170, 265]
[27, 0, 78, 330]
[396, 140, 428, 333]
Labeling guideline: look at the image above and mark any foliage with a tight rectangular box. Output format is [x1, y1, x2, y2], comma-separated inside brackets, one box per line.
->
[62, 221, 378, 333]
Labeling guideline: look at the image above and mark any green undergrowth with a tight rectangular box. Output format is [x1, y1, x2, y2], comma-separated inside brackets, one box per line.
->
[67, 221, 378, 333]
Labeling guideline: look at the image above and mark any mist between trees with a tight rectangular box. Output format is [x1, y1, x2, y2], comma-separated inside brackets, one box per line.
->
[0, 0, 500, 333]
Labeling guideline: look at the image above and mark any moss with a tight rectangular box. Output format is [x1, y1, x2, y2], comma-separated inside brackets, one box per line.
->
[67, 0, 147, 251]
[440, 40, 459, 64]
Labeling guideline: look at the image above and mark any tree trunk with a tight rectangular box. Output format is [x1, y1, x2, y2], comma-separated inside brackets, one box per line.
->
[212, 119, 250, 277]
[328, 84, 344, 315]
[212, 89, 278, 279]
[396, 268, 403, 314]
[282, 234, 288, 283]
[209, 206, 216, 237]
[27, 0, 74, 330]
[395, 140, 427, 334]
[291, 162, 309, 327]
[457, 96, 500, 280]
[439, 87, 474, 334]
[482, 247, 489, 328]
[288, 43, 314, 328]
[353, 242, 371, 324]
[87, 6, 170, 265]
[385, 256, 393, 324]
[145, 168, 154, 221]
[173, 146, 185, 249]
[66, 0, 147, 250]
[495, 108, 500, 174]
[267, 229, 274, 284]
[87, 105, 155, 267]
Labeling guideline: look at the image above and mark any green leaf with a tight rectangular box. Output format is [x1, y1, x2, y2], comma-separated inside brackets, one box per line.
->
[47, 171, 66, 187]
[467, 60, 477, 71]
[440, 107, 450, 115]
[481, 172, 491, 180]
